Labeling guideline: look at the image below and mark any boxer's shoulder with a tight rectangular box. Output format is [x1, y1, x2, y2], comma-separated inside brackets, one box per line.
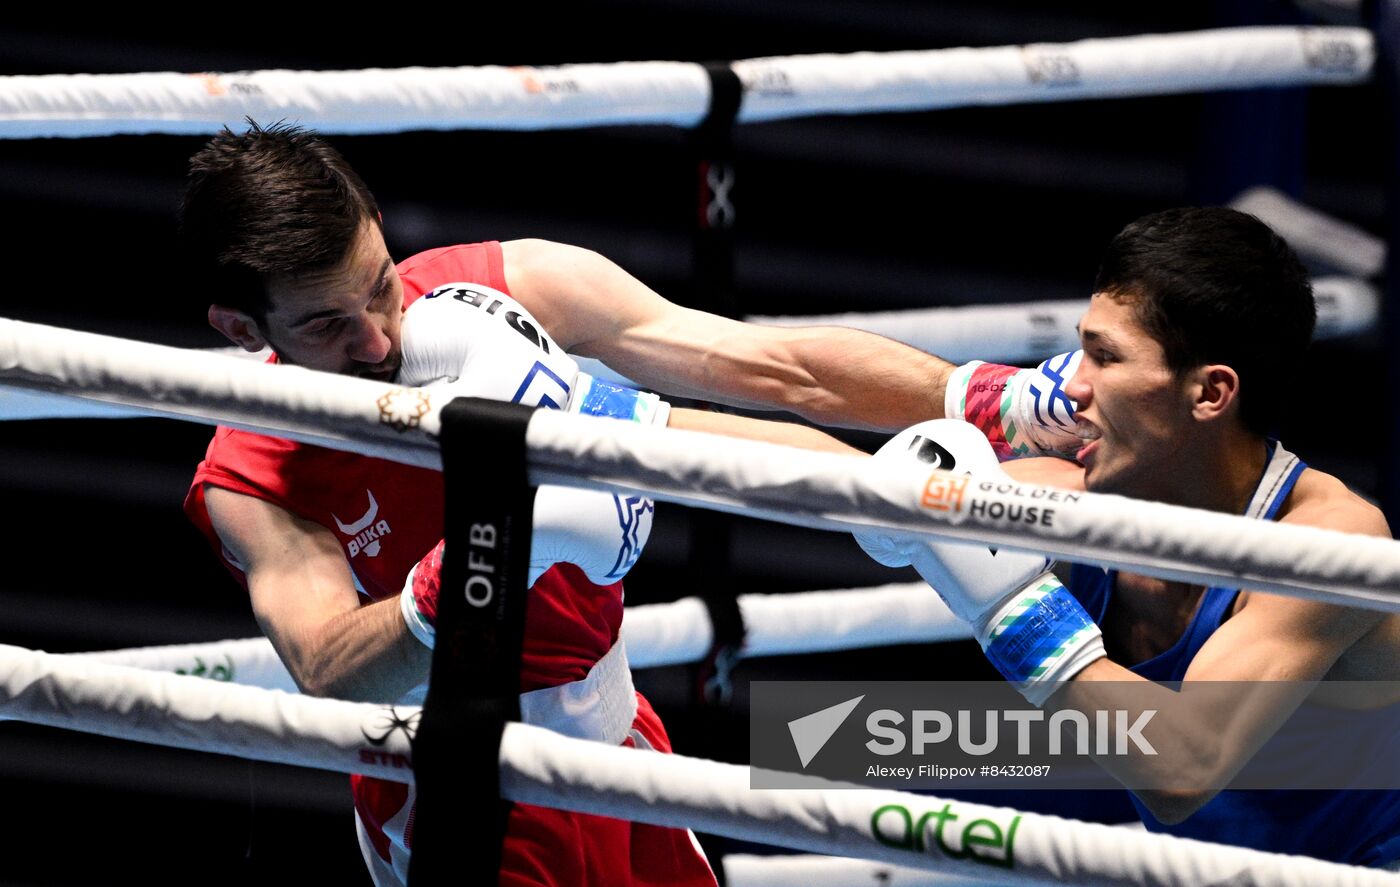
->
[1279, 467, 1388, 537]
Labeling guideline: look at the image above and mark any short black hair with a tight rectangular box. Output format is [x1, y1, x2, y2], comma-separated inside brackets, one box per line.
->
[1093, 206, 1314, 437]
[179, 120, 381, 320]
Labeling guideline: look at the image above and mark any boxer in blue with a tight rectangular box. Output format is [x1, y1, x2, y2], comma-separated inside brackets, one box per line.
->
[859, 207, 1400, 866]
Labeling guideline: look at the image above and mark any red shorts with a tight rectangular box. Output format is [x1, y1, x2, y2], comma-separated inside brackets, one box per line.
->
[353, 692, 716, 887]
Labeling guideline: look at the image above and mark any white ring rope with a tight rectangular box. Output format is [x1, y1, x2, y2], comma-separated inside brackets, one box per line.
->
[0, 275, 1372, 423]
[1232, 187, 1388, 278]
[748, 275, 1378, 366]
[621, 582, 968, 665]
[3, 316, 1400, 613]
[0, 27, 1371, 138]
[71, 583, 968, 692]
[73, 637, 299, 693]
[0, 644, 1392, 887]
[721, 853, 1062, 887]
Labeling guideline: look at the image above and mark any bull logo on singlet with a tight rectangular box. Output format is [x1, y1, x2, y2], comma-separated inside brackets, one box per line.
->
[333, 490, 393, 558]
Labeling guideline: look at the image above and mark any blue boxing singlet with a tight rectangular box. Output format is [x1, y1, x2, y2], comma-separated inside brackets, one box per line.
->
[1069, 442, 1400, 866]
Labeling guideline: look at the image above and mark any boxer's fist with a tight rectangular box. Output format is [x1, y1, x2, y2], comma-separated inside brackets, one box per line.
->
[855, 420, 1104, 705]
[399, 481, 654, 649]
[399, 283, 579, 408]
[854, 420, 1048, 628]
[400, 283, 671, 425]
[395, 285, 662, 648]
[945, 351, 1083, 460]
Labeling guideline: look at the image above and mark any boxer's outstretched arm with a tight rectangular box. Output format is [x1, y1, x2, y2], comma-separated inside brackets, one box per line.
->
[204, 487, 430, 702]
[667, 406, 865, 455]
[501, 239, 951, 431]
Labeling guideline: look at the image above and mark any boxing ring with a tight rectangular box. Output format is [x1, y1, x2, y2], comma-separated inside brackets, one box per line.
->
[4, 315, 1400, 885]
[2, 20, 1399, 886]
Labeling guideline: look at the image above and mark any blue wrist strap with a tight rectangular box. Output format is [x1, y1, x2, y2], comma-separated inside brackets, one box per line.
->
[982, 579, 1097, 684]
[571, 374, 666, 425]
[576, 378, 642, 419]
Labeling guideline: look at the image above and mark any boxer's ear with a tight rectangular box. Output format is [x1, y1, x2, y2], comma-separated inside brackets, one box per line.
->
[1190, 364, 1240, 423]
[208, 304, 269, 352]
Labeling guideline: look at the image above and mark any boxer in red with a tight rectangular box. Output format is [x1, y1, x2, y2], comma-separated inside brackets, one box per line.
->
[177, 122, 896, 886]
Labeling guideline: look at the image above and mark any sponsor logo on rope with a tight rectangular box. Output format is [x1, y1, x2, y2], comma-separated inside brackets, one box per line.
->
[1302, 31, 1362, 75]
[175, 654, 235, 682]
[920, 472, 970, 514]
[1028, 312, 1063, 353]
[334, 490, 393, 558]
[964, 481, 1080, 528]
[871, 802, 1021, 869]
[359, 706, 419, 769]
[363, 706, 421, 746]
[738, 64, 796, 97]
[189, 73, 263, 97]
[192, 74, 226, 96]
[510, 66, 581, 95]
[1020, 46, 1080, 87]
[377, 387, 431, 432]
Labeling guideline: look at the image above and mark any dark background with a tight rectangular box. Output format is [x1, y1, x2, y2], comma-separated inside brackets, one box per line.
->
[0, 3, 1388, 883]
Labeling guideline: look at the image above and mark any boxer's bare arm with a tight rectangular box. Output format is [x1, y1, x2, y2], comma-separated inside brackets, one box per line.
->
[1053, 471, 1392, 824]
[204, 487, 430, 702]
[668, 407, 865, 455]
[500, 239, 951, 431]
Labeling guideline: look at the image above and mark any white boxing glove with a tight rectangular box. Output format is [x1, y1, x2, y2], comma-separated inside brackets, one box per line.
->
[402, 483, 655, 648]
[855, 420, 1105, 705]
[399, 282, 580, 406]
[395, 283, 662, 624]
[400, 282, 670, 425]
[945, 351, 1083, 461]
[400, 485, 657, 648]
[528, 485, 654, 588]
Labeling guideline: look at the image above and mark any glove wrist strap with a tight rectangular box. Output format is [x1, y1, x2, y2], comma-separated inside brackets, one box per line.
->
[569, 372, 670, 426]
[401, 579, 437, 649]
[978, 574, 1105, 707]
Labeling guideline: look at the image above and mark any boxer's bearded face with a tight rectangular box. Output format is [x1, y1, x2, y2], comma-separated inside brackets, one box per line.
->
[1068, 293, 1197, 503]
[259, 220, 404, 380]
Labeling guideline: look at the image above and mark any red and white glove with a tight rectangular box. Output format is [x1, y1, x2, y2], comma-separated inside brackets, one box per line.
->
[855, 419, 1105, 705]
[945, 351, 1083, 461]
